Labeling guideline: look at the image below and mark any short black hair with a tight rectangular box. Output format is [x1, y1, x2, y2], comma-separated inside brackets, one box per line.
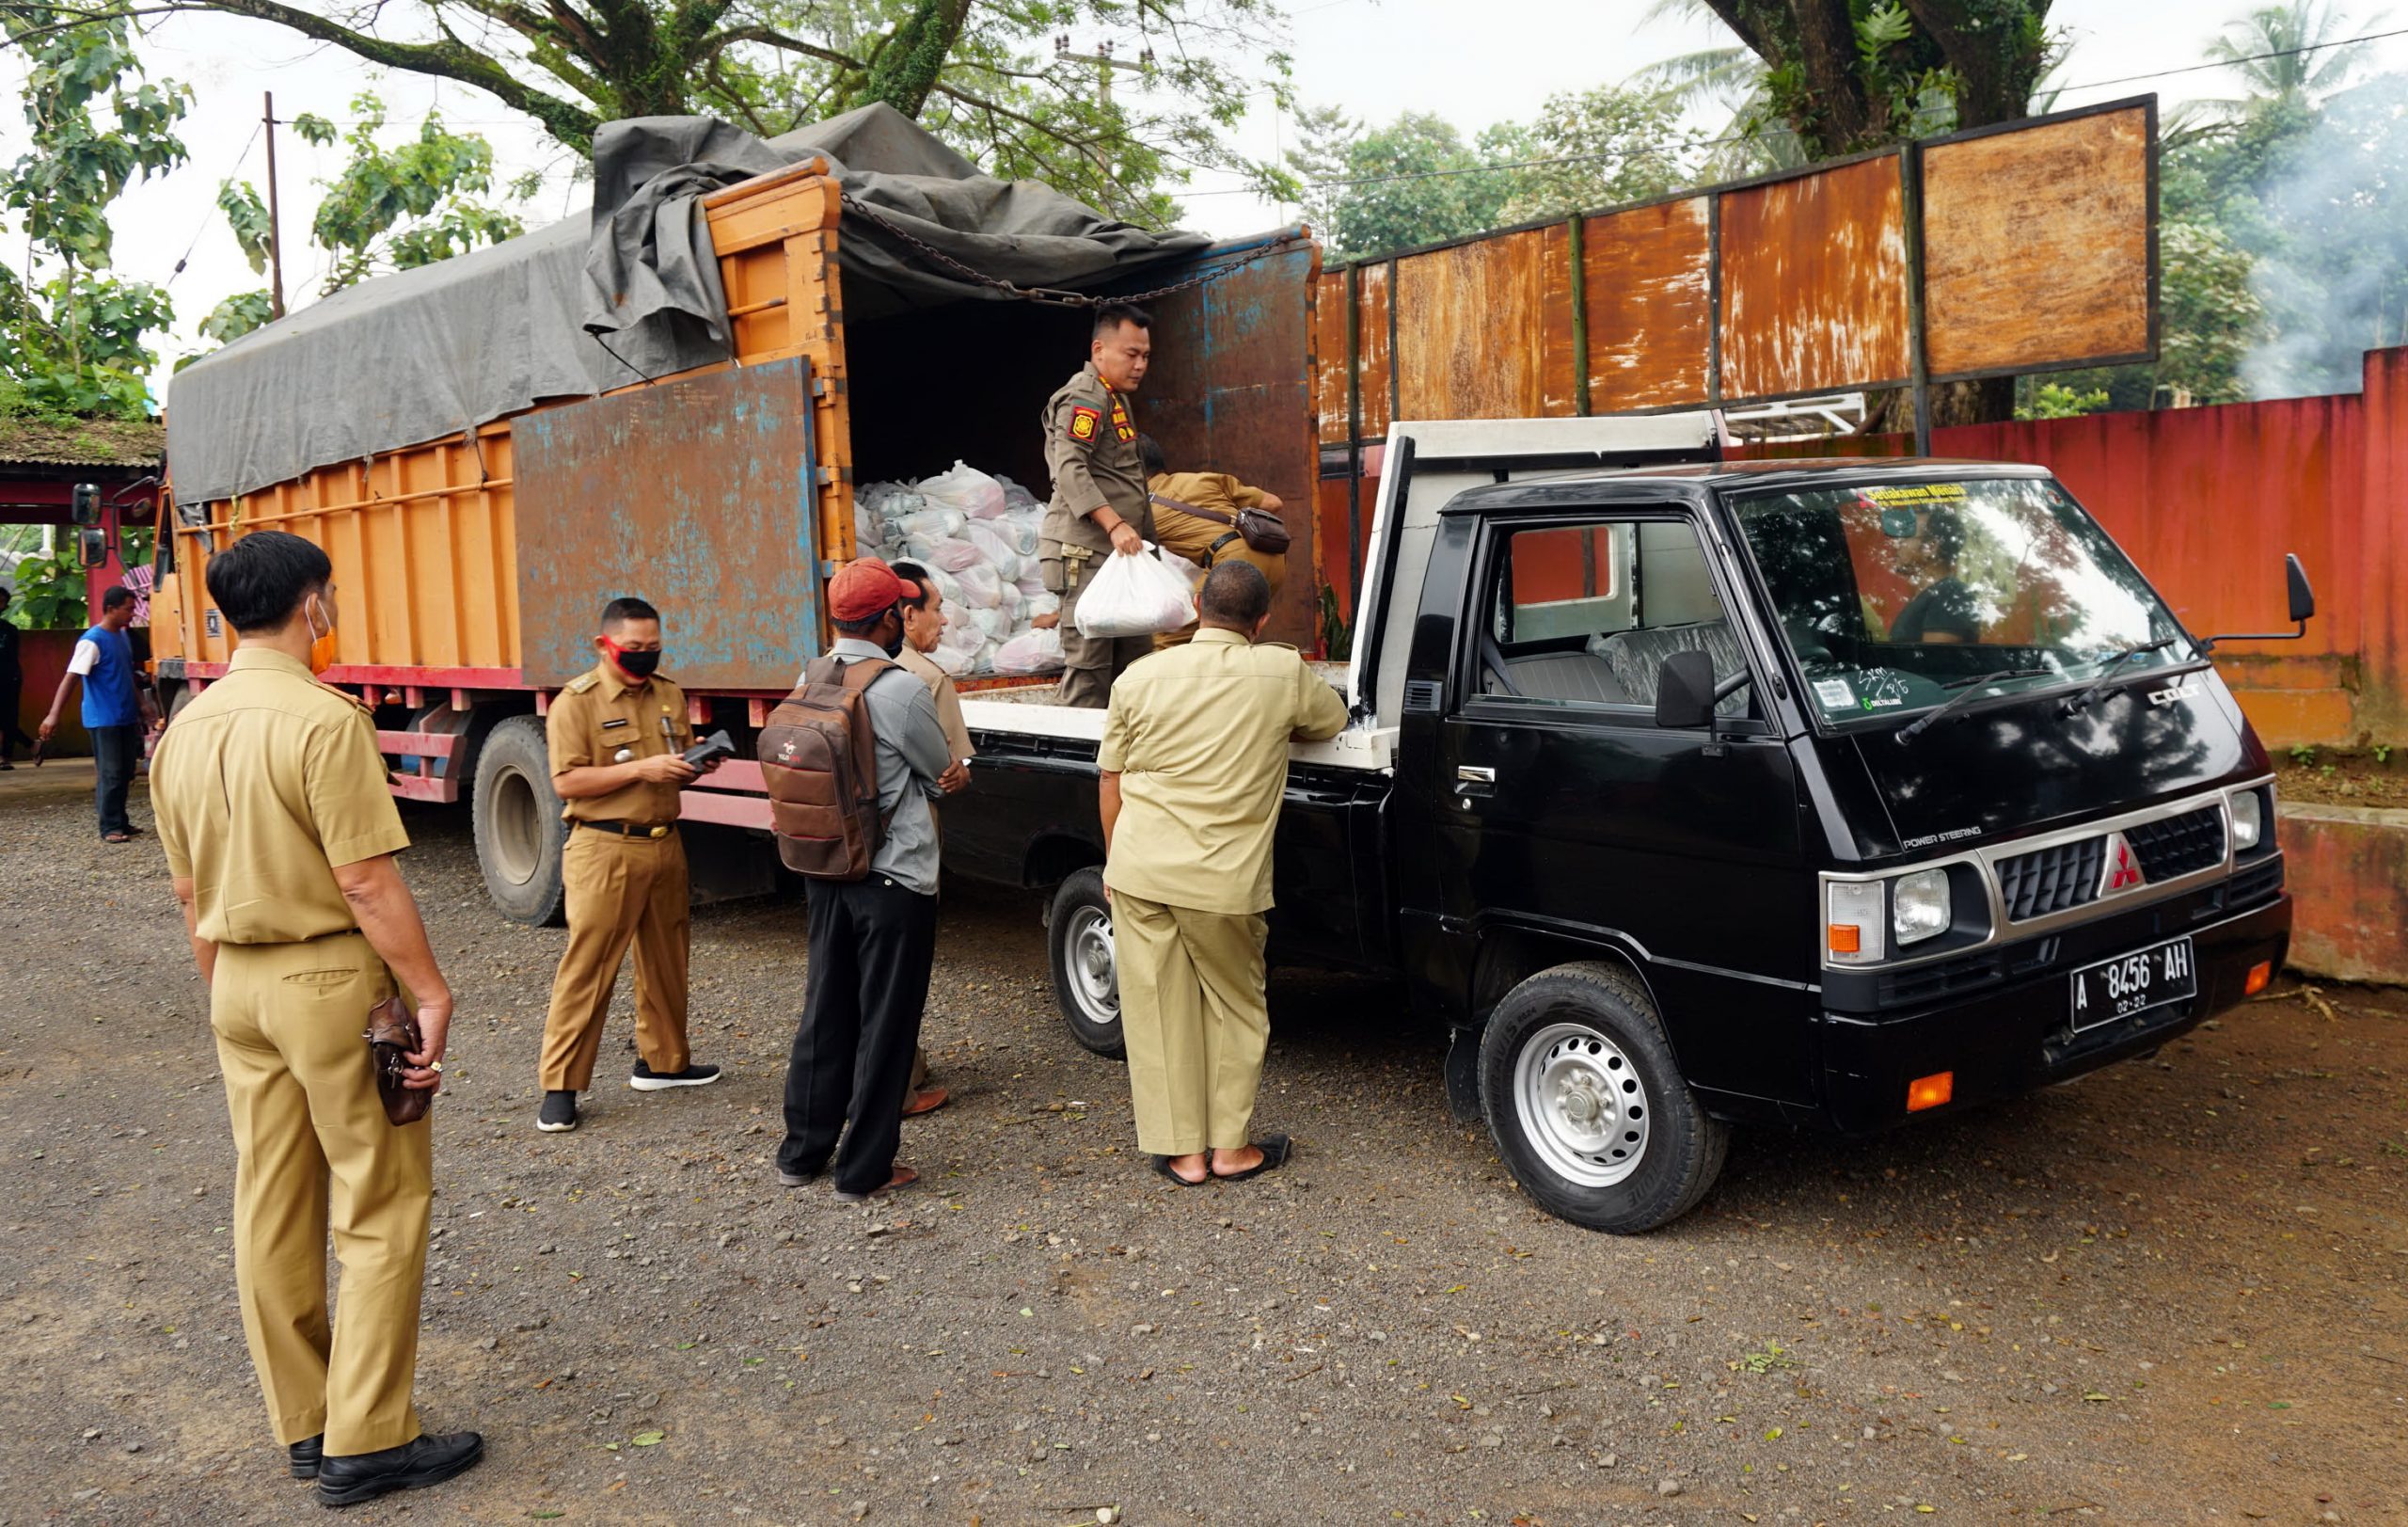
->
[0, 586, 12, 606]
[204, 531, 331, 634]
[832, 612, 891, 638]
[600, 596, 659, 630]
[1921, 508, 1965, 566]
[1136, 434, 1166, 477]
[891, 560, 935, 610]
[1197, 561, 1271, 628]
[102, 584, 135, 612]
[1092, 303, 1151, 341]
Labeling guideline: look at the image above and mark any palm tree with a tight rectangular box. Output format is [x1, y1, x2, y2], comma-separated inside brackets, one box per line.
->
[2198, 1, 2387, 118]
[1631, 0, 1809, 177]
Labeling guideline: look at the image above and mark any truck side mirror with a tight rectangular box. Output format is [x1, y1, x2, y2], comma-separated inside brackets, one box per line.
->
[70, 482, 102, 526]
[1655, 649, 1717, 730]
[2285, 553, 2314, 624]
[76, 525, 110, 570]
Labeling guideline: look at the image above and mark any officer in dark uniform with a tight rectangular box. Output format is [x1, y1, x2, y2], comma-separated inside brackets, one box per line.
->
[1040, 302, 1158, 708]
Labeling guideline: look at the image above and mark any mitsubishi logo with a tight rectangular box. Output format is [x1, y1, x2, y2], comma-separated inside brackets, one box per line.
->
[2100, 832, 2146, 895]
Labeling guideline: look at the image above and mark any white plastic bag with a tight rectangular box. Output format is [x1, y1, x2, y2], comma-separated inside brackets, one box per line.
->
[896, 507, 967, 540]
[1075, 550, 1198, 639]
[954, 562, 1003, 608]
[992, 626, 1066, 675]
[917, 460, 1008, 520]
[963, 522, 1022, 581]
[924, 535, 983, 574]
[1024, 591, 1061, 622]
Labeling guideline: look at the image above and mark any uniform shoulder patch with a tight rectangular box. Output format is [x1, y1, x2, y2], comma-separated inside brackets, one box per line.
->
[1257, 642, 1303, 655]
[1066, 404, 1101, 443]
[311, 678, 373, 711]
[562, 673, 600, 694]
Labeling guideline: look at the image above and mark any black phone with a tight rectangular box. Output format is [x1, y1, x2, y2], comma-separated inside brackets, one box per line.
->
[682, 729, 737, 767]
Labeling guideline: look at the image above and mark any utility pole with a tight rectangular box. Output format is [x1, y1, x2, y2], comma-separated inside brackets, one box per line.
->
[1054, 35, 1154, 106]
[263, 91, 286, 320]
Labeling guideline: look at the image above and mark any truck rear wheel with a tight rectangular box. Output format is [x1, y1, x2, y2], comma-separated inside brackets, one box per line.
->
[1047, 868, 1125, 1059]
[1479, 962, 1727, 1233]
[472, 715, 566, 927]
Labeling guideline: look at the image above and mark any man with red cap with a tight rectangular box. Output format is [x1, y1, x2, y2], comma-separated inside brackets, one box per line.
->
[777, 559, 959, 1201]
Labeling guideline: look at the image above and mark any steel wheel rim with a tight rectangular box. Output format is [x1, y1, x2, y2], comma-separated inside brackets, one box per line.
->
[490, 766, 541, 886]
[1513, 1020, 1650, 1187]
[1065, 904, 1119, 1028]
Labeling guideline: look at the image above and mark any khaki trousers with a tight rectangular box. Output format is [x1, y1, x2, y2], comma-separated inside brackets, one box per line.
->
[539, 827, 691, 1091]
[1112, 891, 1271, 1155]
[212, 933, 431, 1455]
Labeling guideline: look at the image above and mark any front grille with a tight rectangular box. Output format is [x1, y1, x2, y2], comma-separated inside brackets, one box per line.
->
[2227, 856, 2284, 909]
[2125, 805, 2226, 881]
[1997, 837, 2106, 921]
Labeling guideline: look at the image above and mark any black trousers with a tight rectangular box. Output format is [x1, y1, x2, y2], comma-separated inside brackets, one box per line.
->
[91, 724, 138, 836]
[780, 874, 938, 1195]
[0, 679, 29, 760]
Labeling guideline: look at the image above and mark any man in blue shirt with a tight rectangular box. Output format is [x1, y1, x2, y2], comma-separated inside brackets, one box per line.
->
[39, 585, 159, 842]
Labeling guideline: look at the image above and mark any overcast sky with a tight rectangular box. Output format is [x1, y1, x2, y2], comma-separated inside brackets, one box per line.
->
[7, 0, 2405, 396]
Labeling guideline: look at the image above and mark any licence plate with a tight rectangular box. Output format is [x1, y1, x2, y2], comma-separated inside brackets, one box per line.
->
[2069, 936, 2196, 1030]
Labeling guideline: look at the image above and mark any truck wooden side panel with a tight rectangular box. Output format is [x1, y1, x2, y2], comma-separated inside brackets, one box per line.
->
[157, 167, 852, 677]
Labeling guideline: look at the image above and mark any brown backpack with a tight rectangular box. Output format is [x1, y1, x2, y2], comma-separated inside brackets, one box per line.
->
[758, 653, 896, 881]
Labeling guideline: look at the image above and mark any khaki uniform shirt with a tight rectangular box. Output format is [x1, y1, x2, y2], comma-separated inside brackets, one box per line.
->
[1041, 361, 1153, 560]
[1148, 470, 1289, 596]
[547, 663, 694, 824]
[895, 645, 975, 763]
[152, 646, 410, 946]
[1098, 628, 1350, 916]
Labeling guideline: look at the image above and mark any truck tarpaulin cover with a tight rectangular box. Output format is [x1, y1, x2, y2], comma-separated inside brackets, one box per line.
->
[165, 103, 1211, 505]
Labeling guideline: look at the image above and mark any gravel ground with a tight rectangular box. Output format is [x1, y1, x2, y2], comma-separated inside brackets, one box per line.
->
[4, 785, 2406, 1525]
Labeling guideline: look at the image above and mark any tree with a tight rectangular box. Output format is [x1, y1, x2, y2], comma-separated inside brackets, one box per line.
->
[6, 0, 1295, 228]
[1, 3, 186, 418]
[1492, 85, 1699, 224]
[2198, 0, 2384, 119]
[1289, 108, 1514, 262]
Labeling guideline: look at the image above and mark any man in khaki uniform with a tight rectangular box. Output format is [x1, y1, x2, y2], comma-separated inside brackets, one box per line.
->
[150, 530, 483, 1505]
[1099, 561, 1349, 1185]
[535, 596, 722, 1134]
[1136, 433, 1290, 650]
[1041, 302, 1159, 708]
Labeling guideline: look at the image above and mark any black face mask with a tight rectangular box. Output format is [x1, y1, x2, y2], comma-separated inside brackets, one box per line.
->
[879, 627, 906, 659]
[605, 640, 662, 679]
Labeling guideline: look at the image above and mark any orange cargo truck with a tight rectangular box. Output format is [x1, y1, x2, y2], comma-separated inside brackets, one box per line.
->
[145, 150, 1323, 922]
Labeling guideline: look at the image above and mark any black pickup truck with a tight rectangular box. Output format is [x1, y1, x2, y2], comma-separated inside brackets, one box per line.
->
[941, 416, 2303, 1233]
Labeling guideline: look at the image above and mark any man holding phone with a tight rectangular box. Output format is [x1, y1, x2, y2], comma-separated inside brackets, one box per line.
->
[534, 596, 723, 1134]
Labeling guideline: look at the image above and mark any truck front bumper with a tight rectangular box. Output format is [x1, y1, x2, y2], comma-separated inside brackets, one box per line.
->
[1813, 870, 2290, 1135]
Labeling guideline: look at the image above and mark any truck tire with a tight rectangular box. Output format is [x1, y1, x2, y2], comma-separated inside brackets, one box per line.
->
[1047, 868, 1126, 1059]
[472, 715, 566, 927]
[1478, 962, 1727, 1234]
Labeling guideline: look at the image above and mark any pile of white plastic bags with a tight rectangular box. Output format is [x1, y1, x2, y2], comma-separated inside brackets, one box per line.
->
[852, 460, 1065, 676]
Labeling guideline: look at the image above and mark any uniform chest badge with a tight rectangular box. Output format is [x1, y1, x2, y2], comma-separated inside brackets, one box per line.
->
[1109, 397, 1134, 442]
[613, 746, 634, 763]
[1068, 405, 1101, 442]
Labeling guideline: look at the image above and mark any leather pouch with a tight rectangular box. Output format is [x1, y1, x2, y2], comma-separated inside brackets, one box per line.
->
[365, 994, 432, 1126]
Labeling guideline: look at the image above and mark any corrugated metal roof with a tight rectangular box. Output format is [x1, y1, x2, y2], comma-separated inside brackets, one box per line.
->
[0, 417, 166, 469]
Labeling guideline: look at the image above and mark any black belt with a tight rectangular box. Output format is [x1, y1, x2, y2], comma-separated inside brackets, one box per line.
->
[576, 819, 676, 838]
[1206, 531, 1244, 558]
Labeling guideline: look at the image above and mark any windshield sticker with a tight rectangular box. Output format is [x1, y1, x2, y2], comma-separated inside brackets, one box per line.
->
[1813, 678, 1855, 708]
[1859, 671, 1912, 710]
[2147, 678, 2202, 706]
[1864, 483, 1969, 504]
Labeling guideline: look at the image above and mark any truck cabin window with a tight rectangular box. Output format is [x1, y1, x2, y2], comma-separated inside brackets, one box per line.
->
[1730, 476, 2192, 724]
[1480, 517, 1749, 716]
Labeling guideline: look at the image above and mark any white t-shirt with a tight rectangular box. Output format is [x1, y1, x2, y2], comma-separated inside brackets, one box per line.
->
[68, 638, 101, 676]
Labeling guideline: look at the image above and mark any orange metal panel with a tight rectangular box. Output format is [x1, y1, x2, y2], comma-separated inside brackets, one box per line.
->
[1356, 262, 1392, 439]
[1315, 270, 1350, 445]
[1718, 156, 1909, 401]
[1923, 106, 2152, 379]
[1394, 229, 1560, 421]
[1580, 198, 1714, 410]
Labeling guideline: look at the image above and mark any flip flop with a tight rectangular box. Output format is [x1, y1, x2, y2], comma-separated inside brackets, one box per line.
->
[1152, 1154, 1209, 1187]
[1210, 1134, 1291, 1183]
[833, 1165, 917, 1203]
[103, 832, 133, 844]
[902, 1085, 950, 1118]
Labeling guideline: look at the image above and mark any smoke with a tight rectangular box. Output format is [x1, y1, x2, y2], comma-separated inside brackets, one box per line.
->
[2241, 73, 2408, 399]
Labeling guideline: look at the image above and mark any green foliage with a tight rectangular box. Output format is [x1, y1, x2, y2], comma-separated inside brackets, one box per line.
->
[215, 180, 274, 276]
[1318, 582, 1353, 661]
[0, 6, 187, 422]
[189, 290, 274, 357]
[2016, 383, 2108, 421]
[2289, 743, 2318, 767]
[1492, 87, 1698, 224]
[306, 95, 527, 294]
[7, 543, 87, 629]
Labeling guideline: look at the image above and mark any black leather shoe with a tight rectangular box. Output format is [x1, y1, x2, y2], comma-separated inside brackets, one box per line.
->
[315, 1430, 484, 1507]
[289, 1434, 324, 1479]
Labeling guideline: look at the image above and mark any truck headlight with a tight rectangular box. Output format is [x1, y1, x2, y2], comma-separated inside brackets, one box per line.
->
[1893, 868, 1951, 946]
[1827, 880, 1885, 964]
[2229, 788, 2264, 851]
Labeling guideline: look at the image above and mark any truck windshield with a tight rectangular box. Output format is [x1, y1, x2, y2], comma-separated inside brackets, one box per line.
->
[1728, 475, 2193, 724]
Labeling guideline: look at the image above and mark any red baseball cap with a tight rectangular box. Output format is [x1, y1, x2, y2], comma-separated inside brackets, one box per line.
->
[829, 558, 916, 622]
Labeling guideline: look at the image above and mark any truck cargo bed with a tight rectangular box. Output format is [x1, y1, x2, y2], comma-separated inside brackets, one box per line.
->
[958, 660, 1391, 771]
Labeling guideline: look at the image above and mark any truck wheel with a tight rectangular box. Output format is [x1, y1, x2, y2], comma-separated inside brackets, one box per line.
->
[472, 715, 566, 927]
[1047, 868, 1125, 1059]
[1479, 962, 1727, 1234]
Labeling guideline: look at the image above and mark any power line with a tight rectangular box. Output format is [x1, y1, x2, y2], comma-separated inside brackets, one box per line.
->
[2056, 23, 2408, 93]
[164, 118, 262, 286]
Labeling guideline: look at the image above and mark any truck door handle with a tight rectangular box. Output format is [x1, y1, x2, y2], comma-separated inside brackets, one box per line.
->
[1455, 765, 1497, 798]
